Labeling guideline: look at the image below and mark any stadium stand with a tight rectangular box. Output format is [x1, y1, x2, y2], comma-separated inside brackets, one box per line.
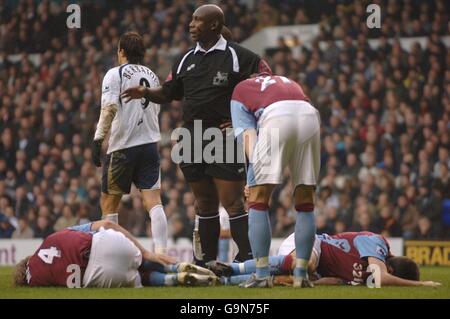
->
[0, 0, 449, 242]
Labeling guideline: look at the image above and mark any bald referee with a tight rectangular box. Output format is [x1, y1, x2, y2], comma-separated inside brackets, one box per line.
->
[122, 4, 272, 264]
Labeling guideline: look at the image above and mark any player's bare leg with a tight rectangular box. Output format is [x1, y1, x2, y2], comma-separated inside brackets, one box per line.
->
[241, 184, 275, 288]
[141, 189, 168, 254]
[189, 177, 220, 263]
[100, 192, 122, 223]
[214, 178, 253, 261]
[292, 184, 316, 288]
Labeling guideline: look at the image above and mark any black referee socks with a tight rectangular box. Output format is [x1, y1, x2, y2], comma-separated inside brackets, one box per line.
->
[229, 213, 253, 262]
[197, 213, 220, 262]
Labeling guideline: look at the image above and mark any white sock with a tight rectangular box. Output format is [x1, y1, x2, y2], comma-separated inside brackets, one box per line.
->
[104, 213, 118, 224]
[149, 204, 168, 253]
[134, 273, 143, 288]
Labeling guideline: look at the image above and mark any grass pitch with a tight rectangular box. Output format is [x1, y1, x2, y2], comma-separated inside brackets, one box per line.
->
[1, 266, 449, 299]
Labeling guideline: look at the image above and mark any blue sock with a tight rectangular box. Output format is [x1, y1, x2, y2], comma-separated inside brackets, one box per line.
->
[226, 274, 252, 285]
[165, 264, 178, 273]
[248, 207, 271, 278]
[269, 255, 287, 275]
[229, 255, 286, 275]
[230, 259, 257, 275]
[230, 260, 253, 275]
[294, 211, 316, 278]
[148, 272, 177, 286]
[218, 238, 230, 262]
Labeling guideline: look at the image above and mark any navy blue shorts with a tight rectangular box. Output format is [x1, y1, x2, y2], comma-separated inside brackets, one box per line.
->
[102, 143, 160, 195]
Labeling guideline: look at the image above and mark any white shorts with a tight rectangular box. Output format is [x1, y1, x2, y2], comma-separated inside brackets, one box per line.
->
[277, 233, 321, 270]
[248, 100, 321, 187]
[83, 228, 142, 288]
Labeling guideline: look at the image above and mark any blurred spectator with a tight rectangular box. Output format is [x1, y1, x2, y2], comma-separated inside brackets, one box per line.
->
[0, 0, 449, 241]
[353, 210, 380, 233]
[0, 213, 14, 238]
[53, 204, 78, 232]
[316, 214, 334, 235]
[414, 216, 436, 240]
[395, 195, 420, 239]
[378, 205, 402, 237]
[33, 216, 53, 239]
[12, 217, 34, 239]
[169, 213, 191, 241]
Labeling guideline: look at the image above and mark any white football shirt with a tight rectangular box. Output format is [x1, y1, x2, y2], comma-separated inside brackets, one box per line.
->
[101, 63, 161, 154]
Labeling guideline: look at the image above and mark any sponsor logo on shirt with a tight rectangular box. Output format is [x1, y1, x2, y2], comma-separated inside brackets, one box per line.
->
[376, 245, 387, 257]
[213, 71, 228, 86]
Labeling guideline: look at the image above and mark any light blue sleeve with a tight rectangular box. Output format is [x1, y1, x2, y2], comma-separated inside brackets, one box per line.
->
[353, 235, 389, 262]
[230, 100, 257, 138]
[68, 223, 94, 233]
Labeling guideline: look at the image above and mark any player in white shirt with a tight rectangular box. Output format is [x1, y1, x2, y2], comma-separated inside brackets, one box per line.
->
[91, 32, 168, 254]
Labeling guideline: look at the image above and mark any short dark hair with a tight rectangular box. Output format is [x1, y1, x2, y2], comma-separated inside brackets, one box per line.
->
[386, 256, 420, 281]
[118, 32, 145, 64]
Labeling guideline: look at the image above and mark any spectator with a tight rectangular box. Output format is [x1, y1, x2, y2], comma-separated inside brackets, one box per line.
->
[395, 195, 420, 240]
[33, 216, 53, 239]
[414, 216, 436, 239]
[12, 217, 34, 239]
[53, 204, 78, 232]
[434, 163, 450, 198]
[378, 205, 402, 237]
[316, 214, 334, 235]
[0, 213, 15, 238]
[0, 0, 448, 242]
[169, 213, 191, 241]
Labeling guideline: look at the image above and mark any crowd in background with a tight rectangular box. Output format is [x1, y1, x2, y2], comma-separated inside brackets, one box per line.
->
[0, 0, 449, 241]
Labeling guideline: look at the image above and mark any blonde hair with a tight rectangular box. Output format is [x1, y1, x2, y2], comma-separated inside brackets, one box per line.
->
[13, 256, 31, 287]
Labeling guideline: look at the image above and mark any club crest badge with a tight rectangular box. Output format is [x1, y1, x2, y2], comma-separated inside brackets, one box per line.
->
[213, 71, 228, 86]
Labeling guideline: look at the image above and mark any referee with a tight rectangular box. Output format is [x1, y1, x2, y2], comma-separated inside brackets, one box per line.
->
[122, 4, 272, 263]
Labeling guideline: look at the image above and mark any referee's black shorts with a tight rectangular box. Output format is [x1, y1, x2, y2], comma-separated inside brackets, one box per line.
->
[178, 128, 246, 183]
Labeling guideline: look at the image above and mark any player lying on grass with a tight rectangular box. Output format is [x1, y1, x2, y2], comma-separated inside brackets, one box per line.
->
[206, 231, 441, 287]
[13, 220, 218, 288]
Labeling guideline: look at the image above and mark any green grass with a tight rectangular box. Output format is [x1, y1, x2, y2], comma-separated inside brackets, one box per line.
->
[1, 266, 449, 299]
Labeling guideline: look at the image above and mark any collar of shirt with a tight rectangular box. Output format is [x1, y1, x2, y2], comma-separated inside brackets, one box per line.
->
[194, 35, 227, 54]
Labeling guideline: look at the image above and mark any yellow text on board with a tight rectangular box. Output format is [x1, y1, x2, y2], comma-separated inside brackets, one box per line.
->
[405, 241, 450, 266]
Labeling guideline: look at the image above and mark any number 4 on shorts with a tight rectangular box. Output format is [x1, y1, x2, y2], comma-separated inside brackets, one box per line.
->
[38, 247, 61, 264]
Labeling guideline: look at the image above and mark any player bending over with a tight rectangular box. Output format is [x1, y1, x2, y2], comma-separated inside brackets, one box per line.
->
[14, 221, 218, 288]
[91, 31, 168, 254]
[231, 74, 320, 288]
[206, 231, 441, 287]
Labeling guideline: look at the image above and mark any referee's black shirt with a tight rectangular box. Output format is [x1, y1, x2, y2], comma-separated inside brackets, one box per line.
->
[162, 35, 272, 129]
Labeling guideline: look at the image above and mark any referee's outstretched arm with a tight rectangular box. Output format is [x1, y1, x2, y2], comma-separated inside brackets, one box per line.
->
[121, 85, 171, 104]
